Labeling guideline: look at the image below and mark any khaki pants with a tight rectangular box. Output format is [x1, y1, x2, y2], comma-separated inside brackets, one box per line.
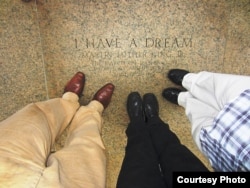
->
[0, 92, 106, 188]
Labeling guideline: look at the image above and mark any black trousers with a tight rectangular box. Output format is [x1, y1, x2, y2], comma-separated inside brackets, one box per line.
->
[116, 116, 209, 188]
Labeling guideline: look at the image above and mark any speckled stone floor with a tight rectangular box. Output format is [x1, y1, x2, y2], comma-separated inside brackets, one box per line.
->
[0, 0, 249, 187]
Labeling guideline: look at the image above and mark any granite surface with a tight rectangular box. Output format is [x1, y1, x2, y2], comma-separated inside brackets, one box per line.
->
[0, 0, 249, 187]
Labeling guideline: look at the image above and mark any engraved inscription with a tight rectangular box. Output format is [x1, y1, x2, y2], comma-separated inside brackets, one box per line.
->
[75, 37, 193, 62]
[82, 37, 192, 49]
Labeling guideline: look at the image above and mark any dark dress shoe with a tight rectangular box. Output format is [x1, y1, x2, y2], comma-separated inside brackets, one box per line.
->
[93, 83, 115, 109]
[127, 92, 144, 121]
[168, 69, 189, 86]
[143, 93, 159, 119]
[64, 72, 85, 97]
[162, 88, 182, 105]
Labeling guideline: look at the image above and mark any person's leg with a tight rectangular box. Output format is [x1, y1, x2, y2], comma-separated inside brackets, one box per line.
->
[39, 101, 106, 188]
[148, 116, 209, 187]
[117, 92, 165, 188]
[117, 119, 166, 188]
[0, 92, 80, 187]
[143, 93, 208, 188]
[39, 83, 115, 188]
[178, 91, 219, 150]
[182, 71, 250, 110]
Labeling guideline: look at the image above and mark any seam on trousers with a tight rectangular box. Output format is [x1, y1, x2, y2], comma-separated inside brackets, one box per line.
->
[34, 168, 45, 188]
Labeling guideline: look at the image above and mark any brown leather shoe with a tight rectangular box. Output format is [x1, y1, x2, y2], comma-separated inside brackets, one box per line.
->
[93, 83, 115, 109]
[64, 72, 85, 97]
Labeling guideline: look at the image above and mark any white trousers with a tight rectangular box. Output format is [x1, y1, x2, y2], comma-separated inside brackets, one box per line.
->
[178, 71, 250, 150]
[0, 92, 106, 188]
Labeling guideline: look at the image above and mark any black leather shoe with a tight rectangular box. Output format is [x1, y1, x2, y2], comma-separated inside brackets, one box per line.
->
[168, 69, 189, 86]
[127, 92, 144, 121]
[162, 88, 182, 105]
[143, 93, 159, 119]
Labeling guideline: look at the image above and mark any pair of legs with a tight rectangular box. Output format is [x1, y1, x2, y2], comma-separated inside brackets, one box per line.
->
[163, 70, 250, 150]
[0, 72, 115, 188]
[117, 93, 208, 188]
